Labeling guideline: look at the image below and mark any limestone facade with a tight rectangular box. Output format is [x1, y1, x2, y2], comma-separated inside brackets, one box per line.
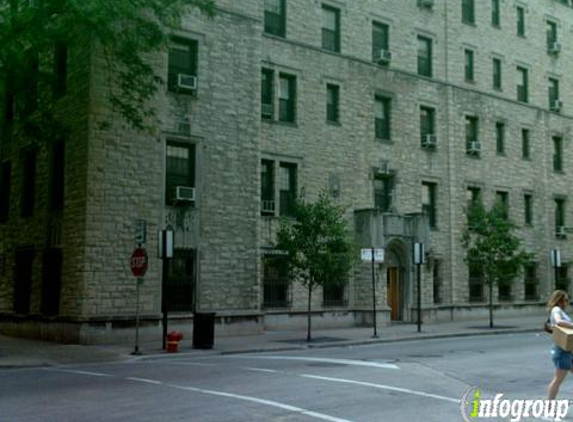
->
[1, 0, 572, 343]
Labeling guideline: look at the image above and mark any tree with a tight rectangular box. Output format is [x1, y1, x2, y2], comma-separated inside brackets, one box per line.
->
[460, 201, 531, 328]
[0, 0, 215, 134]
[274, 192, 355, 341]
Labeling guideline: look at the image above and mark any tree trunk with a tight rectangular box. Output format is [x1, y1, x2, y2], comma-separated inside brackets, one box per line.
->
[307, 284, 312, 342]
[488, 282, 494, 329]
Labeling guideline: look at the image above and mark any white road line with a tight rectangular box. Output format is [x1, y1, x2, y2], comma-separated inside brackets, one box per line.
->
[300, 374, 459, 404]
[43, 369, 111, 377]
[125, 377, 163, 385]
[230, 356, 399, 370]
[243, 367, 278, 373]
[163, 382, 361, 422]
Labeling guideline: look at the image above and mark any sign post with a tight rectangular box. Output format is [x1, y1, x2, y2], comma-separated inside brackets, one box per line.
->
[159, 229, 174, 349]
[361, 248, 384, 338]
[414, 242, 425, 333]
[130, 247, 148, 355]
[551, 249, 562, 290]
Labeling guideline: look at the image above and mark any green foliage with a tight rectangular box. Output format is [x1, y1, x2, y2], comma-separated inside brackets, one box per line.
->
[275, 191, 355, 340]
[0, 0, 215, 133]
[461, 201, 531, 287]
[275, 192, 355, 291]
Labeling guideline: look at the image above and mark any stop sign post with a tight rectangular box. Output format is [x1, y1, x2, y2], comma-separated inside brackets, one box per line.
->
[130, 247, 148, 355]
[131, 247, 148, 277]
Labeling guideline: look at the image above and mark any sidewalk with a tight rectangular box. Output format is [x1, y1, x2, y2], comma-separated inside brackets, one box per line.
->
[0, 314, 546, 368]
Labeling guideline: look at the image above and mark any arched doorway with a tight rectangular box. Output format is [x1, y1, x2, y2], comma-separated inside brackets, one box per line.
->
[385, 240, 409, 321]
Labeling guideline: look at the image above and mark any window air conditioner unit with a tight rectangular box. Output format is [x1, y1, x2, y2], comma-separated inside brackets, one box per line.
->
[174, 186, 195, 202]
[377, 49, 393, 65]
[418, 0, 434, 8]
[467, 141, 481, 153]
[421, 134, 437, 148]
[556, 226, 567, 237]
[549, 42, 562, 55]
[377, 162, 391, 175]
[177, 74, 197, 90]
[261, 200, 275, 213]
[551, 99, 563, 112]
[261, 103, 273, 118]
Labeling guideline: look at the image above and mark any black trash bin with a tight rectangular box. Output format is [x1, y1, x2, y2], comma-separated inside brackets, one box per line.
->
[193, 312, 216, 349]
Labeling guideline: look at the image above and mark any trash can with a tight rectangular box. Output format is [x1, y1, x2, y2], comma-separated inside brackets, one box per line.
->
[193, 312, 216, 349]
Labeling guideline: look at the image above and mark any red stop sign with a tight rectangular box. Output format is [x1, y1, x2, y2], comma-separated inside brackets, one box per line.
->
[130, 247, 148, 277]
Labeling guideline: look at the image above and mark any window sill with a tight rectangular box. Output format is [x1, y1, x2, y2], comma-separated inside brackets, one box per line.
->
[554, 170, 565, 175]
[496, 152, 506, 157]
[276, 120, 298, 128]
[375, 137, 393, 144]
[326, 120, 341, 127]
[167, 89, 198, 98]
[462, 21, 476, 27]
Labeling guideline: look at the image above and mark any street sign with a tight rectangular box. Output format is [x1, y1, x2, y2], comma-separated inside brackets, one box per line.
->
[130, 247, 148, 277]
[414, 242, 425, 265]
[158, 229, 174, 259]
[361, 248, 384, 262]
[551, 249, 562, 268]
[135, 219, 147, 245]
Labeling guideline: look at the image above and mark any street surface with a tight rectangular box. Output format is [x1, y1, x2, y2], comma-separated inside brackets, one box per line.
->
[1, 333, 570, 422]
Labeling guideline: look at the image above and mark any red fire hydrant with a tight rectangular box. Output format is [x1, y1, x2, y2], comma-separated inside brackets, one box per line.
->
[166, 331, 183, 353]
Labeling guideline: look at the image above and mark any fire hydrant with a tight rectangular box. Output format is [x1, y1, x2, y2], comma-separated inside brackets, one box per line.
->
[166, 331, 183, 353]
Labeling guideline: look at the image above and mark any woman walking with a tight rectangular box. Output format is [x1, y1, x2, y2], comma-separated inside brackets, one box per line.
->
[548, 290, 573, 399]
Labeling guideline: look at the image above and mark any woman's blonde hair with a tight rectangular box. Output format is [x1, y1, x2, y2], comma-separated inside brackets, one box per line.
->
[547, 290, 570, 310]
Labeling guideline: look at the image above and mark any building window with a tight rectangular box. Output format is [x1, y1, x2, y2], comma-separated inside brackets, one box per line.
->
[496, 190, 509, 218]
[263, 256, 289, 308]
[167, 38, 198, 93]
[49, 139, 65, 211]
[53, 42, 67, 98]
[164, 248, 195, 312]
[521, 128, 530, 159]
[465, 115, 479, 152]
[21, 149, 37, 218]
[495, 122, 505, 154]
[491, 0, 500, 27]
[467, 187, 481, 207]
[41, 248, 62, 316]
[517, 66, 528, 103]
[417, 36, 432, 77]
[420, 106, 436, 146]
[261, 160, 275, 215]
[516, 6, 525, 36]
[553, 136, 563, 172]
[322, 5, 340, 53]
[0, 161, 10, 223]
[462, 0, 475, 24]
[14, 247, 34, 314]
[555, 198, 566, 235]
[323, 283, 346, 307]
[464, 49, 474, 83]
[433, 260, 442, 304]
[261, 68, 274, 120]
[549, 78, 560, 110]
[547, 20, 558, 50]
[422, 182, 437, 228]
[372, 21, 389, 63]
[492, 58, 502, 90]
[524, 193, 533, 226]
[469, 267, 483, 302]
[498, 282, 512, 301]
[374, 173, 394, 212]
[375, 96, 391, 140]
[279, 162, 297, 216]
[278, 73, 296, 123]
[326, 84, 339, 123]
[264, 0, 286, 37]
[165, 142, 195, 205]
[556, 265, 569, 293]
[524, 263, 538, 301]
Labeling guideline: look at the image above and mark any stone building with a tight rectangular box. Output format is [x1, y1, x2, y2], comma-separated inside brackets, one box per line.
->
[0, 0, 572, 343]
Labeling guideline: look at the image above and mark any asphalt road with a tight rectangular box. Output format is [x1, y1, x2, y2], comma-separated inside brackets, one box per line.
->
[1, 333, 569, 422]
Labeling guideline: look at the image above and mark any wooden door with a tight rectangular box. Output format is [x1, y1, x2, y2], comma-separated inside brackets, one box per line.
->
[387, 268, 400, 321]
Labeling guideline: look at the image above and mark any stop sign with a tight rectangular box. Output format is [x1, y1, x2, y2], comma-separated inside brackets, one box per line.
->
[130, 247, 148, 277]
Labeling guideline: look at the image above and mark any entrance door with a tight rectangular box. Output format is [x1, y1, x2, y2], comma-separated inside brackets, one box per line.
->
[387, 267, 401, 321]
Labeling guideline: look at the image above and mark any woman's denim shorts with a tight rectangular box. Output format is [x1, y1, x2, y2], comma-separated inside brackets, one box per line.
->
[552, 345, 573, 370]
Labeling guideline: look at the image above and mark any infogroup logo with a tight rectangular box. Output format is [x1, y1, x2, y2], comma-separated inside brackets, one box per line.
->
[460, 387, 569, 422]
